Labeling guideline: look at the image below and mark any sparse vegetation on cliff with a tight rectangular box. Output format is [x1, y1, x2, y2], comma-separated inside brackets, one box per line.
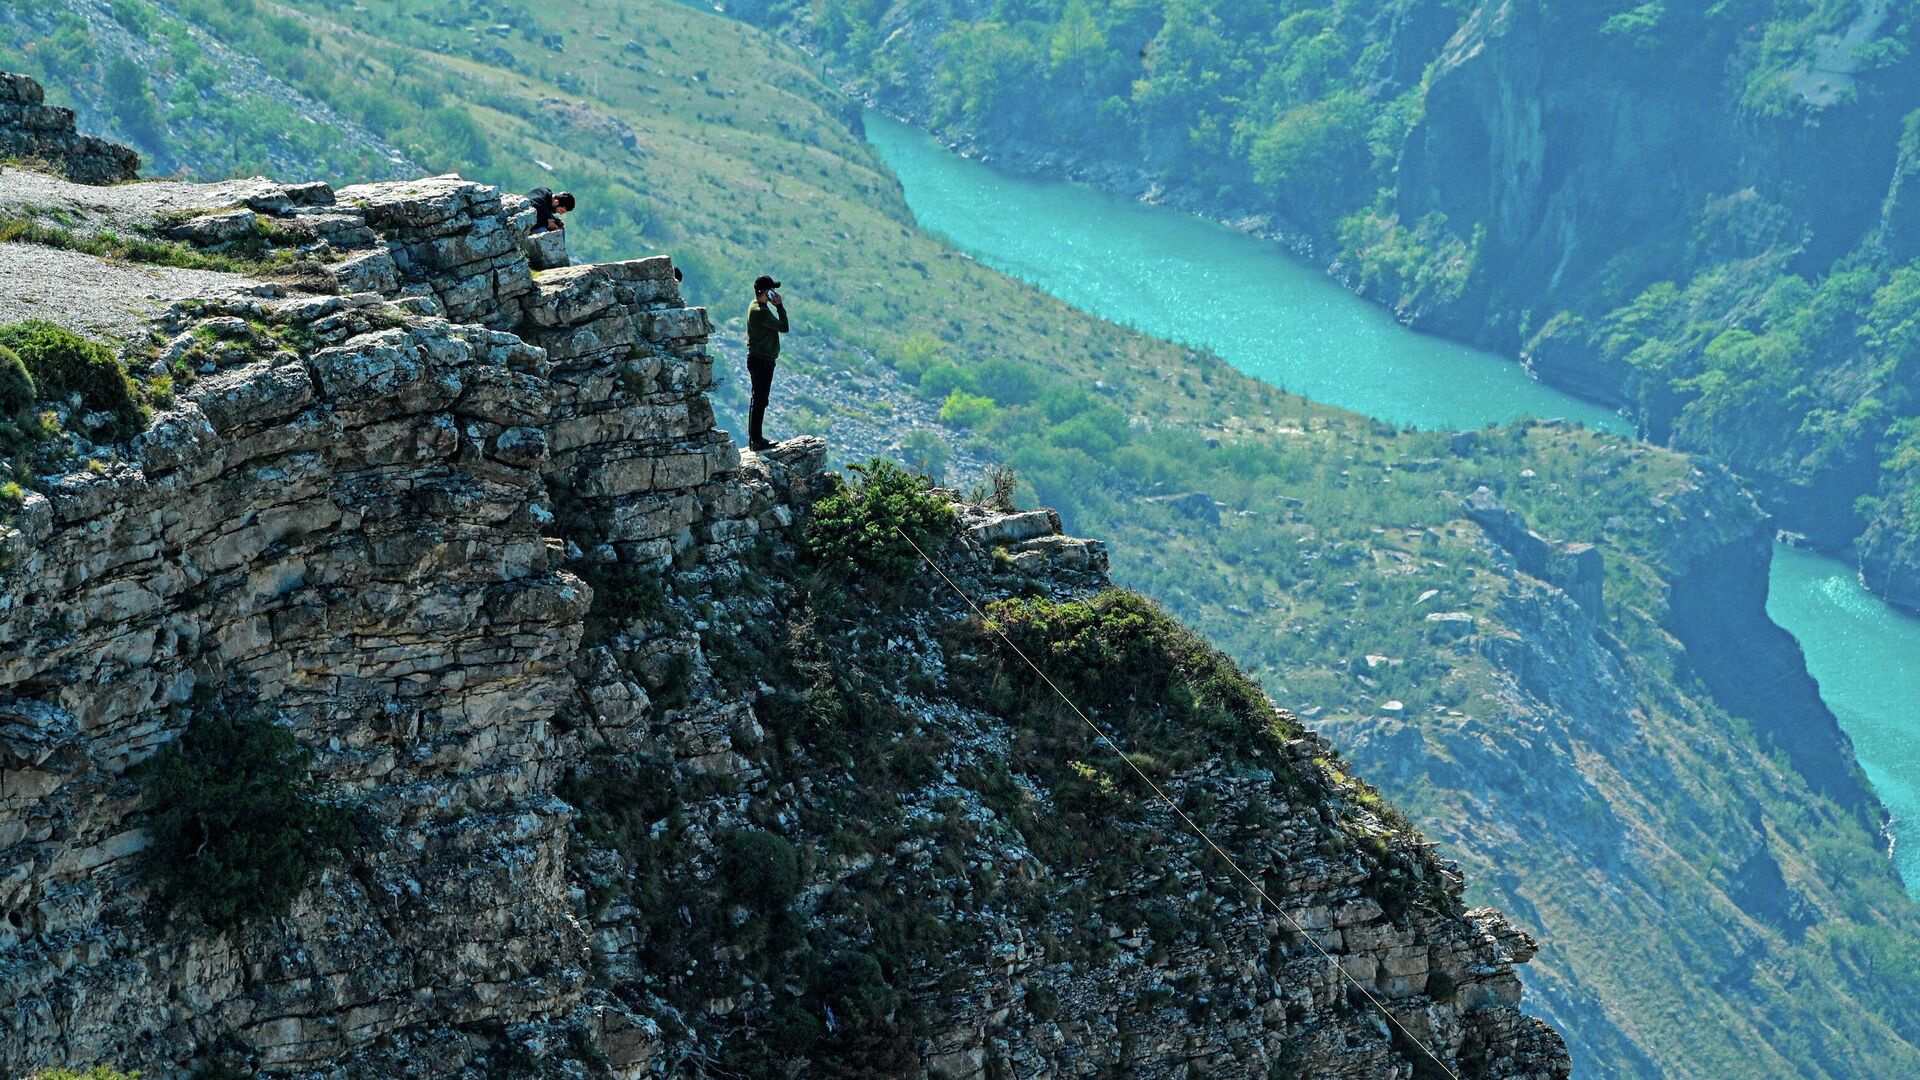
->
[137, 702, 356, 928]
[0, 320, 144, 440]
[800, 457, 957, 582]
[975, 588, 1296, 754]
[0, 342, 31, 415]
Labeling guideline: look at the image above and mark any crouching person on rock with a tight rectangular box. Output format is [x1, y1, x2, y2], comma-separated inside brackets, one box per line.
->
[745, 273, 789, 452]
[527, 187, 575, 233]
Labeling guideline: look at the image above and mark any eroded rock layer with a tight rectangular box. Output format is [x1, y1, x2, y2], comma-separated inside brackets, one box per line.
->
[0, 71, 138, 184]
[0, 73, 1566, 1079]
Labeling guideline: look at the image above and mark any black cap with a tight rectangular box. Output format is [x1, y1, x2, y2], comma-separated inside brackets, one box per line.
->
[754, 274, 781, 292]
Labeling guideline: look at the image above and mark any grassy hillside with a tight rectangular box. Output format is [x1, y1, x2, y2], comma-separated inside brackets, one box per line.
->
[6, 0, 1920, 1075]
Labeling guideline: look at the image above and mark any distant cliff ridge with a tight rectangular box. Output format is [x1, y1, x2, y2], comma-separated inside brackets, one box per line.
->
[0, 70, 136, 184]
[0, 73, 1568, 1078]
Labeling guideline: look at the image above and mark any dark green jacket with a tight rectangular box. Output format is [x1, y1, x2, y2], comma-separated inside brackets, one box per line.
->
[747, 300, 789, 361]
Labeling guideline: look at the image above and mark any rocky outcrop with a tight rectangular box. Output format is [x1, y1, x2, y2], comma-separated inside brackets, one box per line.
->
[1655, 467, 1877, 815]
[1859, 515, 1920, 614]
[0, 197, 756, 1075]
[1462, 487, 1604, 616]
[0, 70, 138, 183]
[0, 90, 1569, 1077]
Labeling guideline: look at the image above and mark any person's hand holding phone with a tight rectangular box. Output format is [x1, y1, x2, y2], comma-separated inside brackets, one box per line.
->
[769, 289, 783, 306]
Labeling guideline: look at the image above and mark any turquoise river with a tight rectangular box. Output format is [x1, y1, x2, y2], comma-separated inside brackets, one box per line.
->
[863, 111, 1920, 894]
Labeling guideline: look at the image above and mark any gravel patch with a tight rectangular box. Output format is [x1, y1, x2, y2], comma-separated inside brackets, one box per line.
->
[0, 165, 308, 232]
[0, 242, 249, 342]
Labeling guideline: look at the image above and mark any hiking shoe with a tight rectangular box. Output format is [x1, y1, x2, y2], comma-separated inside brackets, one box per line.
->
[749, 438, 775, 452]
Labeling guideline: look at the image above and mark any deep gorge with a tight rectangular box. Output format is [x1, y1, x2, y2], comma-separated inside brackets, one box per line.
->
[860, 110, 1920, 896]
[860, 105, 1920, 1077]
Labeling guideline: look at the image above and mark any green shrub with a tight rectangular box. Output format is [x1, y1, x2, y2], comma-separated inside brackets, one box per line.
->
[29, 1069, 140, 1080]
[137, 704, 356, 928]
[969, 358, 1041, 406]
[0, 322, 145, 440]
[898, 428, 952, 481]
[0, 345, 32, 416]
[979, 589, 1284, 745]
[578, 560, 669, 639]
[767, 1001, 825, 1055]
[1056, 759, 1126, 813]
[938, 389, 999, 428]
[800, 458, 956, 583]
[760, 951, 920, 1075]
[886, 331, 948, 380]
[915, 361, 972, 402]
[722, 828, 801, 912]
[109, 0, 158, 39]
[813, 952, 909, 1046]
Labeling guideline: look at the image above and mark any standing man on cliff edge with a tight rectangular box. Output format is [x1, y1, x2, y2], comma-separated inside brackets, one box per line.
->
[745, 274, 790, 452]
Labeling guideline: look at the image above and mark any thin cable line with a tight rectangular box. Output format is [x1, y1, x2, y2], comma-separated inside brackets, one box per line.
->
[893, 525, 1465, 1080]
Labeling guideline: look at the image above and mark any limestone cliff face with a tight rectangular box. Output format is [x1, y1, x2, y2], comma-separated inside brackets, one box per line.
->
[0, 75, 1567, 1078]
[1655, 471, 1875, 814]
[0, 176, 739, 1074]
[1859, 515, 1920, 614]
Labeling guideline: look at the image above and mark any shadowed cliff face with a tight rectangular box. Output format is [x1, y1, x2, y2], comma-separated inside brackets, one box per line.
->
[0, 73, 1569, 1079]
[0, 71, 137, 183]
[1391, 1, 1725, 344]
[1665, 529, 1872, 816]
[1396, 2, 1915, 346]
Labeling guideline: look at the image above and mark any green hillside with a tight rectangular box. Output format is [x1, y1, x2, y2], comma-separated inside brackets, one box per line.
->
[5, 1, 1920, 1075]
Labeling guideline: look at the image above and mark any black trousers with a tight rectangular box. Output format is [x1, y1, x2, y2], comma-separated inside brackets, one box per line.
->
[747, 356, 776, 443]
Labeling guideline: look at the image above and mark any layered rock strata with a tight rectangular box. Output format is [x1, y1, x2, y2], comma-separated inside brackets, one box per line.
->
[0, 76, 1567, 1078]
[0, 71, 138, 184]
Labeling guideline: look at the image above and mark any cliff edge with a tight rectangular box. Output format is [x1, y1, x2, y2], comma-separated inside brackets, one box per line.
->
[0, 74, 1566, 1078]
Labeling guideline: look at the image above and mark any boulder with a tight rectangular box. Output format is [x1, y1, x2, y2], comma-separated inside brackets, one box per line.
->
[1144, 490, 1221, 527]
[525, 227, 571, 270]
[1463, 487, 1604, 613]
